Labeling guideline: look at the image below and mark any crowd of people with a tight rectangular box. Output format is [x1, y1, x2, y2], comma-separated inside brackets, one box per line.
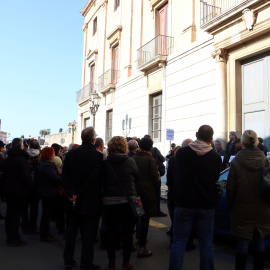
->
[0, 125, 269, 270]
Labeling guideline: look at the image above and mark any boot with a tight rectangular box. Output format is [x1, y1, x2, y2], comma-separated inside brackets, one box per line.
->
[253, 252, 265, 270]
[137, 246, 152, 258]
[235, 253, 247, 270]
[122, 261, 133, 270]
[108, 260, 115, 270]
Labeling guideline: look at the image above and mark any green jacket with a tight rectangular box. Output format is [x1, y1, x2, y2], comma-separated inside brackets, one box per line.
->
[132, 152, 160, 218]
[227, 149, 270, 239]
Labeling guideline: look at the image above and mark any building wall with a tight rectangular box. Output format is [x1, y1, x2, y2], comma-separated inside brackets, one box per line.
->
[78, 0, 270, 153]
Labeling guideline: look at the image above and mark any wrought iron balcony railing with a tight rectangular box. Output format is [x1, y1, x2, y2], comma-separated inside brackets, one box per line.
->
[137, 35, 174, 68]
[76, 83, 97, 103]
[200, 0, 252, 25]
[98, 69, 120, 91]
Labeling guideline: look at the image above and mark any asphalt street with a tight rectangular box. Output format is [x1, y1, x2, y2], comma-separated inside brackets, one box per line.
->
[0, 200, 270, 270]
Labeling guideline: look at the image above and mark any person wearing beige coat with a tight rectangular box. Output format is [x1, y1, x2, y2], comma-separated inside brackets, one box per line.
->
[227, 129, 270, 270]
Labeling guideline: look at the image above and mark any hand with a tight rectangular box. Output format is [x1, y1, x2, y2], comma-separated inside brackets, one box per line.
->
[158, 176, 161, 181]
[69, 195, 77, 202]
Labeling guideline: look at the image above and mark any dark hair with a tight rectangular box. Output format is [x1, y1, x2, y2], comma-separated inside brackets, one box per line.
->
[257, 142, 265, 152]
[258, 137, 263, 144]
[30, 140, 40, 150]
[144, 134, 152, 139]
[81, 127, 96, 144]
[234, 138, 241, 144]
[51, 143, 62, 157]
[12, 138, 23, 149]
[197, 125, 213, 142]
[94, 138, 104, 149]
[139, 137, 153, 151]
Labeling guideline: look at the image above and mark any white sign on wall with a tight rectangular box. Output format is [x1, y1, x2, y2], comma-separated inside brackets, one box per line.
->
[166, 129, 174, 140]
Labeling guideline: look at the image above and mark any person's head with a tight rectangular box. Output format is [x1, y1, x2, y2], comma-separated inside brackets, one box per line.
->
[51, 143, 63, 157]
[196, 125, 214, 144]
[81, 127, 96, 144]
[182, 138, 193, 147]
[144, 134, 151, 139]
[29, 140, 40, 150]
[258, 137, 264, 144]
[132, 136, 139, 142]
[171, 143, 176, 151]
[229, 131, 237, 142]
[0, 140, 5, 153]
[62, 146, 68, 153]
[139, 137, 153, 152]
[71, 144, 80, 150]
[174, 146, 182, 155]
[128, 140, 138, 153]
[41, 147, 55, 162]
[241, 130, 258, 149]
[107, 136, 128, 154]
[214, 140, 222, 151]
[234, 138, 242, 149]
[12, 138, 23, 150]
[94, 138, 104, 152]
[68, 143, 74, 151]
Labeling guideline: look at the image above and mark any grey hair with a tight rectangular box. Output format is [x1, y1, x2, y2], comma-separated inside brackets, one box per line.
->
[81, 127, 96, 144]
[214, 140, 221, 145]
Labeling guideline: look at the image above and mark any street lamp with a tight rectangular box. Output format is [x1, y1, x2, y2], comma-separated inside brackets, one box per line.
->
[89, 93, 101, 128]
[70, 120, 77, 144]
[122, 114, 132, 138]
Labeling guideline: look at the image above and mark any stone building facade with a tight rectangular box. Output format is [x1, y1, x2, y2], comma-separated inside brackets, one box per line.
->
[77, 0, 270, 153]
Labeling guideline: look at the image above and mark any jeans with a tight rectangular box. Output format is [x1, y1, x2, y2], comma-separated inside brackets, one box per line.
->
[237, 228, 265, 254]
[169, 207, 215, 270]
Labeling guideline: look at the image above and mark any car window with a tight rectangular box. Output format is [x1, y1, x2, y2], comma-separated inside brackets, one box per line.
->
[218, 169, 229, 190]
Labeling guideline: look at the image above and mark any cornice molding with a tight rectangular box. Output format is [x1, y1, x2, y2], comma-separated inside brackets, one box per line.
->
[81, 0, 108, 17]
[81, 0, 95, 17]
[107, 26, 123, 40]
[211, 48, 228, 62]
[86, 49, 98, 60]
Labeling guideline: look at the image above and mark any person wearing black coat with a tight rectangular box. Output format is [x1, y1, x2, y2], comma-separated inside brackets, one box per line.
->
[62, 127, 103, 270]
[38, 147, 62, 242]
[102, 136, 139, 270]
[3, 138, 33, 246]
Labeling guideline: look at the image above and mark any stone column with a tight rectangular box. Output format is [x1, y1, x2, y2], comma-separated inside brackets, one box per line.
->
[211, 48, 228, 147]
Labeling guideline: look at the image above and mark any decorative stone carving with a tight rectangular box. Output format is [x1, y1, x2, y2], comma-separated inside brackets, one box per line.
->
[242, 8, 257, 31]
[211, 48, 227, 62]
[83, 23, 88, 31]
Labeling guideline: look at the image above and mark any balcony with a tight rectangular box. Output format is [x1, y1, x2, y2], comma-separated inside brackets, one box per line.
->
[98, 69, 120, 94]
[76, 83, 97, 105]
[200, 0, 256, 28]
[137, 35, 174, 72]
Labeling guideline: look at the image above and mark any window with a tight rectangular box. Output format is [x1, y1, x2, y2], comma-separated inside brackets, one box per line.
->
[106, 110, 113, 143]
[93, 17, 97, 36]
[90, 65, 95, 93]
[114, 0, 120, 11]
[151, 94, 162, 142]
[112, 45, 119, 84]
[84, 117, 90, 128]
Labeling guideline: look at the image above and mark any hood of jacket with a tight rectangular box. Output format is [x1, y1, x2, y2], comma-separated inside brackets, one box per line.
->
[234, 148, 266, 170]
[188, 139, 213, 156]
[107, 153, 129, 164]
[28, 148, 40, 157]
[7, 148, 29, 158]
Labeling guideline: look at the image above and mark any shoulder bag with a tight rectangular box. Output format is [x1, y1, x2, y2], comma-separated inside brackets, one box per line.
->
[105, 160, 145, 218]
